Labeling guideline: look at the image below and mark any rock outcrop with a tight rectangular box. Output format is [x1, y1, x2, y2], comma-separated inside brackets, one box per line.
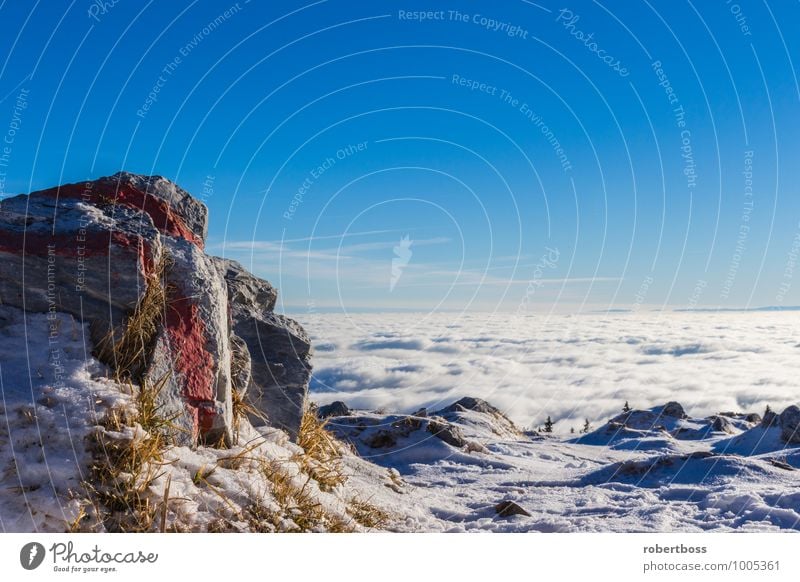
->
[213, 258, 311, 439]
[317, 401, 351, 419]
[778, 405, 800, 444]
[494, 500, 531, 518]
[0, 172, 311, 445]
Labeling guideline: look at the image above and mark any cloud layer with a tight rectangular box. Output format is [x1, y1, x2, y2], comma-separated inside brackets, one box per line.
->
[300, 311, 800, 432]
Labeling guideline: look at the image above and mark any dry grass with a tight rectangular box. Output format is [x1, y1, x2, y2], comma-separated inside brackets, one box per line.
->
[87, 425, 166, 531]
[215, 438, 266, 471]
[346, 497, 392, 529]
[230, 387, 267, 444]
[67, 504, 89, 533]
[251, 460, 353, 533]
[135, 373, 183, 438]
[75, 252, 179, 531]
[82, 376, 179, 532]
[96, 252, 170, 382]
[295, 406, 346, 491]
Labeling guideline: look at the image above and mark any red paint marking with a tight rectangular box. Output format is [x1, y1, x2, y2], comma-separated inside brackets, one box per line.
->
[0, 229, 142, 256]
[196, 403, 218, 433]
[165, 288, 215, 403]
[35, 181, 204, 248]
[165, 287, 221, 439]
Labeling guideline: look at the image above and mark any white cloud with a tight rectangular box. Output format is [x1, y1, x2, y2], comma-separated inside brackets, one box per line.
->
[300, 311, 800, 431]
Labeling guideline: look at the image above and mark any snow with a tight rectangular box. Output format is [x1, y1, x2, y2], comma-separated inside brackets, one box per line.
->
[0, 306, 128, 532]
[0, 305, 404, 533]
[298, 310, 800, 532]
[323, 404, 800, 532]
[2, 307, 799, 532]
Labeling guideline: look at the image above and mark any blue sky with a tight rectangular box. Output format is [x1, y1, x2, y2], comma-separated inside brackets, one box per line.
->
[0, 0, 798, 313]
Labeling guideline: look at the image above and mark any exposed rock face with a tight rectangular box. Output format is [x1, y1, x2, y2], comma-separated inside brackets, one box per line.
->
[317, 401, 351, 419]
[436, 396, 520, 438]
[779, 405, 800, 444]
[0, 173, 311, 445]
[719, 411, 761, 424]
[213, 258, 312, 440]
[710, 415, 734, 434]
[660, 401, 687, 419]
[214, 257, 277, 312]
[495, 500, 531, 518]
[0, 175, 161, 343]
[426, 419, 467, 448]
[762, 409, 779, 428]
[437, 396, 502, 416]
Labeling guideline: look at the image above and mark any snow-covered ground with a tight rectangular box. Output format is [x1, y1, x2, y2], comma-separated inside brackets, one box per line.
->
[322, 401, 800, 532]
[0, 306, 398, 533]
[302, 311, 800, 431]
[0, 307, 128, 531]
[2, 307, 799, 532]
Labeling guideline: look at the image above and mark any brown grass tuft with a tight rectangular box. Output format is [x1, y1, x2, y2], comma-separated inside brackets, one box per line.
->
[84, 376, 178, 532]
[230, 387, 266, 444]
[295, 406, 346, 491]
[347, 497, 392, 529]
[254, 460, 352, 533]
[96, 252, 171, 382]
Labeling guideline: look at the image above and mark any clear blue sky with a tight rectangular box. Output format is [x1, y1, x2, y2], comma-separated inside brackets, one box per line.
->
[1, 1, 798, 313]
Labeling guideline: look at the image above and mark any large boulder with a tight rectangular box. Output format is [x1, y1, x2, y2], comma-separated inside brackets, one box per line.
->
[212, 257, 312, 439]
[0, 176, 162, 344]
[141, 238, 233, 444]
[0, 173, 304, 446]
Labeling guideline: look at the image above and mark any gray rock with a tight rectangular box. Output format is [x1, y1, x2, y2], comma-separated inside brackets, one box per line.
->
[108, 172, 209, 244]
[660, 401, 687, 419]
[744, 413, 762, 424]
[762, 410, 779, 428]
[710, 415, 733, 433]
[426, 419, 467, 448]
[0, 172, 314, 446]
[213, 258, 276, 314]
[437, 396, 502, 416]
[719, 411, 762, 424]
[363, 430, 397, 449]
[213, 256, 311, 440]
[495, 501, 531, 518]
[779, 405, 800, 444]
[0, 181, 161, 347]
[0, 173, 231, 445]
[317, 401, 351, 418]
[142, 238, 234, 445]
[435, 396, 519, 436]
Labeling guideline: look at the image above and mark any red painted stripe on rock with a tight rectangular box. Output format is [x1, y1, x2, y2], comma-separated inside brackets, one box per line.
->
[165, 291, 215, 404]
[0, 229, 143, 256]
[35, 182, 204, 248]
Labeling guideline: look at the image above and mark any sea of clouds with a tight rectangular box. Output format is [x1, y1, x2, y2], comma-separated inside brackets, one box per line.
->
[298, 311, 799, 432]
